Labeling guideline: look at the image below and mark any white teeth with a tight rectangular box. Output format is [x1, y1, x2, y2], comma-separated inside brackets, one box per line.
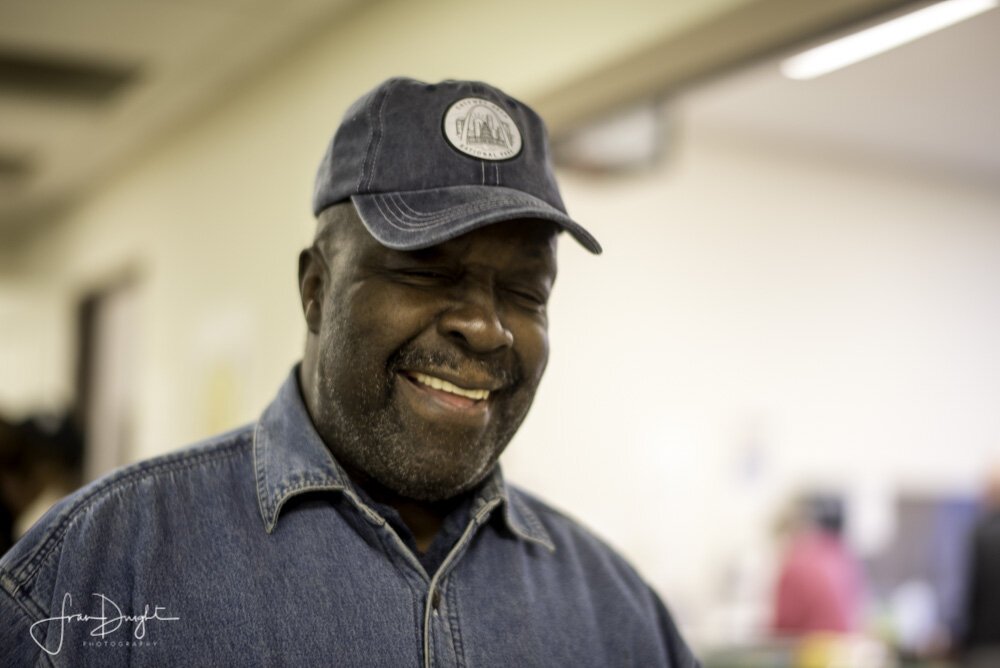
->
[411, 372, 490, 401]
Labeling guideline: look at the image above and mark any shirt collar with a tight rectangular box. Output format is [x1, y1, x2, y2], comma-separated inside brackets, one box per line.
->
[253, 368, 555, 551]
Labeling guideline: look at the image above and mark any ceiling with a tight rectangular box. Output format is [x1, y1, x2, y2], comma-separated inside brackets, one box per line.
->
[1, 0, 996, 245]
[679, 3, 1000, 184]
[0, 0, 361, 239]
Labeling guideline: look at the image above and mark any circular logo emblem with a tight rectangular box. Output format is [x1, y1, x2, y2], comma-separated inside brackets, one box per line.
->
[443, 97, 522, 160]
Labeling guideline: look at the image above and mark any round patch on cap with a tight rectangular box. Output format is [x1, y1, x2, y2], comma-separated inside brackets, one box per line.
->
[443, 97, 522, 161]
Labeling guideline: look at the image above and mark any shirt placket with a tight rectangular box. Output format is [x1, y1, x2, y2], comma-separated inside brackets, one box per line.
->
[338, 484, 502, 668]
[422, 497, 501, 668]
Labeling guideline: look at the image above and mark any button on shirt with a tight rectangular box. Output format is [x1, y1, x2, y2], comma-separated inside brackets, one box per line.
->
[0, 370, 700, 667]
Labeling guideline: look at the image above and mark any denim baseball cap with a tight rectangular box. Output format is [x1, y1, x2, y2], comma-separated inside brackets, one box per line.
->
[312, 77, 602, 254]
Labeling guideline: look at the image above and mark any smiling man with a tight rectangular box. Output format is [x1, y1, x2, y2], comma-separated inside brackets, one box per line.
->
[1, 78, 699, 666]
[299, 210, 558, 539]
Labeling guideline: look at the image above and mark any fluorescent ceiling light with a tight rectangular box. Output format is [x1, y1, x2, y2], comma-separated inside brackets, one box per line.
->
[781, 0, 998, 80]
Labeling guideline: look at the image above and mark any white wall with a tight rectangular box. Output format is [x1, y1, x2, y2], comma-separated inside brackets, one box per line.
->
[503, 118, 1000, 639]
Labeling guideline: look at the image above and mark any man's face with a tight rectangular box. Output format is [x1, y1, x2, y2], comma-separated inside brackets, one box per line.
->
[302, 206, 558, 502]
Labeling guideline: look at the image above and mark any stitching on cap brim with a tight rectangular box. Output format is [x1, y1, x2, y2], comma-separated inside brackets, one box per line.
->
[351, 188, 602, 254]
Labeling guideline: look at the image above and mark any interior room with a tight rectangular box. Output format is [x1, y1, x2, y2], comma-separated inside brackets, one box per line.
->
[2, 1, 998, 665]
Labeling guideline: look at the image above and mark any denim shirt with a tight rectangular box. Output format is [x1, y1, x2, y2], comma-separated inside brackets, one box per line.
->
[1, 371, 700, 667]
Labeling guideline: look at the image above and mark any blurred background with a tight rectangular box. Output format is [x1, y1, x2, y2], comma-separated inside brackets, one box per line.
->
[1, 0, 999, 665]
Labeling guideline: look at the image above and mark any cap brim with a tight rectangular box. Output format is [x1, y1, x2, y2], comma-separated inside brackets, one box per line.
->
[350, 185, 602, 254]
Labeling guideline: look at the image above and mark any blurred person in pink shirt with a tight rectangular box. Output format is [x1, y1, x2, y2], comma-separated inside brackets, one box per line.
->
[772, 494, 866, 635]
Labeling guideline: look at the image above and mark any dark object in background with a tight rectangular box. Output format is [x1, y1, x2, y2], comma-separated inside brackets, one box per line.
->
[0, 414, 83, 554]
[809, 494, 845, 536]
[962, 474, 1000, 665]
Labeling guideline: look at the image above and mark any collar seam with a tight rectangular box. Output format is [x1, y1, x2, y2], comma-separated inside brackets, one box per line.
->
[254, 417, 350, 533]
[507, 492, 556, 552]
[267, 481, 349, 533]
[252, 420, 271, 532]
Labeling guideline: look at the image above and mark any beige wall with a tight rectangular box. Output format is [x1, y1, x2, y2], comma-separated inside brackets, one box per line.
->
[2, 0, 751, 451]
[504, 119, 1000, 635]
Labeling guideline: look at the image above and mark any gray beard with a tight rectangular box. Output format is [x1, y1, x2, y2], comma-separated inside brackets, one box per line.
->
[321, 391, 505, 502]
[314, 346, 523, 502]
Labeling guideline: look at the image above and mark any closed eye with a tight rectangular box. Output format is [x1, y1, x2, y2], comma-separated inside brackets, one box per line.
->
[405, 270, 450, 279]
[393, 268, 458, 285]
[504, 287, 548, 310]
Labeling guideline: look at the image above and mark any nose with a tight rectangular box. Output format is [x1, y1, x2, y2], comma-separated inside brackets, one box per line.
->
[437, 283, 514, 354]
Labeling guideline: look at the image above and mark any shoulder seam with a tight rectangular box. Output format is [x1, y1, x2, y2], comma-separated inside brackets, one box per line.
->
[0, 584, 49, 665]
[10, 433, 250, 599]
[0, 571, 42, 619]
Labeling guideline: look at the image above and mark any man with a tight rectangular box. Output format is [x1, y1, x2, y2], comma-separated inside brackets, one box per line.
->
[1, 77, 699, 666]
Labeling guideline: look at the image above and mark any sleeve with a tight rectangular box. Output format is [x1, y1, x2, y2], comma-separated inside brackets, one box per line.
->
[772, 554, 804, 632]
[0, 492, 77, 668]
[0, 579, 46, 667]
[650, 586, 703, 668]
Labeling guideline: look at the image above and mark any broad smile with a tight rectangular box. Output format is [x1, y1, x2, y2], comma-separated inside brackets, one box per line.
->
[408, 372, 490, 401]
[396, 370, 495, 422]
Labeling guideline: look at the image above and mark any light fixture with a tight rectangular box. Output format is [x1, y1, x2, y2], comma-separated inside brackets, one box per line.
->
[781, 0, 998, 80]
[552, 103, 668, 174]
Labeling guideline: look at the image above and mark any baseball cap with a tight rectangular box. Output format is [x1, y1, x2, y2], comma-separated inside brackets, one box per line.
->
[312, 77, 602, 254]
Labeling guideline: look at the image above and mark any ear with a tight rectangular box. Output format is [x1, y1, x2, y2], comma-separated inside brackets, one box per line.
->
[298, 247, 325, 334]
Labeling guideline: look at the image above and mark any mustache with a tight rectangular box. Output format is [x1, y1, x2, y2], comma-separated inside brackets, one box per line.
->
[388, 343, 522, 388]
